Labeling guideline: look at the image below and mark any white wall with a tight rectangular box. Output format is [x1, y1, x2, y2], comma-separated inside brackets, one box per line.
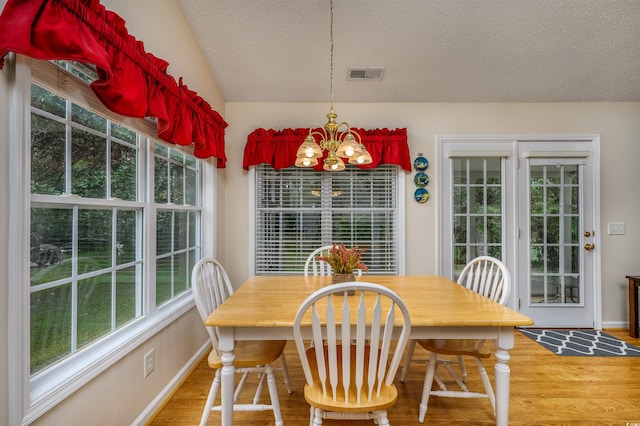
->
[221, 101, 640, 327]
[0, 1, 224, 425]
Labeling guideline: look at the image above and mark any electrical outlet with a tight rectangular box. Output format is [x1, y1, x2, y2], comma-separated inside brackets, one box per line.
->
[144, 349, 154, 377]
[608, 222, 625, 235]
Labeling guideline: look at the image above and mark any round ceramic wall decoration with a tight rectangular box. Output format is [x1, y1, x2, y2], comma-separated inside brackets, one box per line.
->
[414, 172, 429, 187]
[413, 153, 430, 202]
[413, 154, 428, 171]
[414, 188, 429, 203]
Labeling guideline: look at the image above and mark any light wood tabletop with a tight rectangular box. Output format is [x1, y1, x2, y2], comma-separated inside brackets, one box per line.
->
[205, 275, 532, 329]
[204, 275, 533, 426]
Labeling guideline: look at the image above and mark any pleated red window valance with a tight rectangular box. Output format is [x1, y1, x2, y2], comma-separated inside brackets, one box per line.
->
[0, 0, 227, 166]
[243, 128, 411, 171]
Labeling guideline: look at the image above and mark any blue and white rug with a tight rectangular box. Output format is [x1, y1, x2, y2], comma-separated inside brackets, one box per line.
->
[519, 328, 640, 357]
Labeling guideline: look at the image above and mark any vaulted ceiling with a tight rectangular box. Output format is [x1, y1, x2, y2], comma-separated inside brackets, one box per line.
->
[178, 0, 640, 103]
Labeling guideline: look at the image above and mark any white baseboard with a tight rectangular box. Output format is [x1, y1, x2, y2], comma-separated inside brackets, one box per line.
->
[132, 341, 211, 426]
[602, 321, 629, 330]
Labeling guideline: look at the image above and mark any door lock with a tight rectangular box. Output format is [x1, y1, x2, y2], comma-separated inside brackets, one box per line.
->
[584, 231, 591, 237]
[584, 243, 595, 251]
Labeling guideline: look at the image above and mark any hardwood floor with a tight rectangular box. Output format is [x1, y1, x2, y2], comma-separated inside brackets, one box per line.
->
[148, 329, 640, 425]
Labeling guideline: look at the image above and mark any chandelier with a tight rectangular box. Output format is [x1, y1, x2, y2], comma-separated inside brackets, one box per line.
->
[295, 0, 372, 171]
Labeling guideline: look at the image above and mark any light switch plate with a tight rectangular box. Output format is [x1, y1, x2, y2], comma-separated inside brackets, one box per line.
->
[144, 349, 154, 377]
[608, 222, 625, 235]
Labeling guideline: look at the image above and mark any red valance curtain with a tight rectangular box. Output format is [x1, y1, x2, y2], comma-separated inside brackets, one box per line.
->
[0, 0, 227, 166]
[243, 128, 411, 171]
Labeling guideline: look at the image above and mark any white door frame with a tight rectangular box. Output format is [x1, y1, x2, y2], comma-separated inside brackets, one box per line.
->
[437, 134, 601, 329]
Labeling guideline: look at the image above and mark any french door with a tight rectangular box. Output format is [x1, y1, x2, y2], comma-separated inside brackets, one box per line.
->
[439, 136, 600, 328]
[517, 141, 599, 328]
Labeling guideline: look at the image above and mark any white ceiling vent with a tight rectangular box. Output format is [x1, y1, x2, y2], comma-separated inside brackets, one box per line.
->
[348, 67, 385, 80]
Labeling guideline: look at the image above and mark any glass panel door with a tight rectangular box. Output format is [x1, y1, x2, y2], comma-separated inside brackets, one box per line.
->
[518, 141, 596, 328]
[439, 136, 599, 328]
[529, 163, 581, 304]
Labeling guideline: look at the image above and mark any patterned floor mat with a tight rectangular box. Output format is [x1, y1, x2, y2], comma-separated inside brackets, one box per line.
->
[519, 328, 640, 356]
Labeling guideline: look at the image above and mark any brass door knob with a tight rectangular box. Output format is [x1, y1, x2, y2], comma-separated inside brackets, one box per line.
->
[584, 243, 595, 251]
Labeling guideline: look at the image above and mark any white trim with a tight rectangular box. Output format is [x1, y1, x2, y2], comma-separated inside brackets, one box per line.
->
[529, 158, 587, 166]
[602, 321, 627, 330]
[248, 167, 256, 277]
[524, 150, 590, 158]
[131, 341, 210, 426]
[448, 151, 511, 158]
[397, 167, 407, 275]
[201, 158, 217, 259]
[8, 53, 32, 426]
[591, 135, 602, 329]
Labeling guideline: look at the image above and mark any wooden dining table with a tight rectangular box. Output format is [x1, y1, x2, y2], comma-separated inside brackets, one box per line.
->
[204, 275, 533, 425]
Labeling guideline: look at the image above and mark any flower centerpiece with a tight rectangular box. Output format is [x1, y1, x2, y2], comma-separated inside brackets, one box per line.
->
[317, 243, 368, 284]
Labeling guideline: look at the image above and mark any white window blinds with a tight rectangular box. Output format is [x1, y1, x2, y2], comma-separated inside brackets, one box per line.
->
[254, 164, 399, 275]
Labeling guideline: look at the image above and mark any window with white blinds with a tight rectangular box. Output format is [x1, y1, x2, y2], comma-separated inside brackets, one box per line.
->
[254, 164, 400, 275]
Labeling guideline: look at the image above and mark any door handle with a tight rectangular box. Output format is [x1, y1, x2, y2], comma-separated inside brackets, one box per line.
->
[584, 243, 595, 251]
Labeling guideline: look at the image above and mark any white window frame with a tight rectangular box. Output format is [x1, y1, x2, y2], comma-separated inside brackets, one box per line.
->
[248, 164, 406, 276]
[7, 55, 217, 425]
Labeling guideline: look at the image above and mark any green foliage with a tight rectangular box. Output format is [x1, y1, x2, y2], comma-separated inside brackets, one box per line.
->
[317, 244, 369, 274]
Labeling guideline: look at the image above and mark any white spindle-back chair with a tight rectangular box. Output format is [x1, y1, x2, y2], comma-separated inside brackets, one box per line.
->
[400, 256, 511, 423]
[293, 282, 411, 425]
[191, 258, 292, 426]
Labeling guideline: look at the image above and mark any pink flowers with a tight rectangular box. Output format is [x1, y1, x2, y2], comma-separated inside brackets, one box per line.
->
[317, 244, 369, 274]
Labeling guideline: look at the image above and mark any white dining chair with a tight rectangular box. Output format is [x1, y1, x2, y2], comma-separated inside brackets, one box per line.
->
[293, 281, 411, 425]
[304, 244, 364, 277]
[191, 258, 292, 426]
[400, 255, 511, 423]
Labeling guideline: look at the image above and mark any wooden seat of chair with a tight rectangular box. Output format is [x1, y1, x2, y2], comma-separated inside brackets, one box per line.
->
[208, 340, 288, 369]
[303, 345, 398, 413]
[416, 339, 491, 358]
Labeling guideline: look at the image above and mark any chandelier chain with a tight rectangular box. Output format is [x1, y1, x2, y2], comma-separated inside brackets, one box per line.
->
[329, 0, 334, 112]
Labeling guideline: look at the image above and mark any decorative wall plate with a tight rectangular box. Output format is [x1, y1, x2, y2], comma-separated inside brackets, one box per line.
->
[414, 172, 429, 187]
[414, 188, 429, 203]
[414, 154, 428, 171]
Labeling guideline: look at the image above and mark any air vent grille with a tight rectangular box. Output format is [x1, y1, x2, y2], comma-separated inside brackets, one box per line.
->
[348, 67, 385, 80]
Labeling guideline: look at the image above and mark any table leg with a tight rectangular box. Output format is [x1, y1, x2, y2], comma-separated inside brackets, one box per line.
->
[218, 327, 236, 426]
[494, 327, 514, 426]
[629, 278, 639, 338]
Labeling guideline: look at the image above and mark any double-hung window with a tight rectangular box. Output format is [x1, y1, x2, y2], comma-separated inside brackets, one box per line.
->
[10, 58, 207, 423]
[253, 164, 403, 275]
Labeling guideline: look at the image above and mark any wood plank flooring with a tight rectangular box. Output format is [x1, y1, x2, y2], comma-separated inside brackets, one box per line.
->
[148, 329, 640, 425]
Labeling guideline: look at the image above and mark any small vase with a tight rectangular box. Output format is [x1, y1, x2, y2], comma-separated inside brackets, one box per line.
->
[332, 273, 356, 295]
[332, 273, 356, 284]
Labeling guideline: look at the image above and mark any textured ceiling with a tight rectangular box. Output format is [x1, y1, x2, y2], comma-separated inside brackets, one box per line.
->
[178, 0, 640, 103]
